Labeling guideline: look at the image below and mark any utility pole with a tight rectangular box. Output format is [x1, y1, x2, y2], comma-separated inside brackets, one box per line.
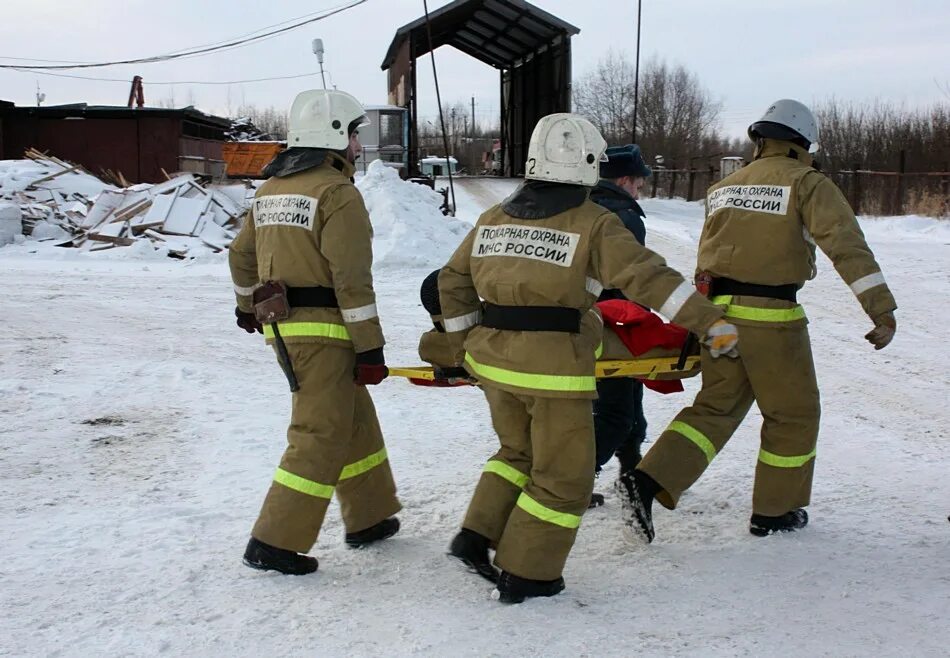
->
[312, 39, 327, 90]
[450, 107, 456, 153]
[632, 0, 642, 144]
[471, 95, 476, 136]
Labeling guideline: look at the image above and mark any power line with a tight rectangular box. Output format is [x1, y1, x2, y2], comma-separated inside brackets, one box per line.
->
[0, 2, 354, 67]
[10, 67, 320, 86]
[157, 2, 358, 56]
[0, 56, 92, 64]
[0, 0, 368, 71]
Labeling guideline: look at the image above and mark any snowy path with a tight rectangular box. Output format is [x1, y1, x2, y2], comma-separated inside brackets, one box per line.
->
[1, 197, 948, 657]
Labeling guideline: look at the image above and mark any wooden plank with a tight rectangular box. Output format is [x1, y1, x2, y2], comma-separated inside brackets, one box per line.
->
[86, 233, 135, 246]
[129, 220, 165, 235]
[113, 199, 153, 222]
[27, 165, 81, 187]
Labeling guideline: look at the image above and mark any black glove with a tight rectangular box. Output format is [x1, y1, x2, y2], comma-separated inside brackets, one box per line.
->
[354, 348, 388, 385]
[434, 366, 477, 385]
[235, 307, 263, 334]
[865, 311, 896, 350]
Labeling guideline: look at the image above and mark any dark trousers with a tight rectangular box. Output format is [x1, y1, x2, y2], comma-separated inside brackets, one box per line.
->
[593, 377, 647, 473]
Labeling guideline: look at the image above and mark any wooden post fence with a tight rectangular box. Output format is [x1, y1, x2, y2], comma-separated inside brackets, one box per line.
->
[895, 149, 906, 215]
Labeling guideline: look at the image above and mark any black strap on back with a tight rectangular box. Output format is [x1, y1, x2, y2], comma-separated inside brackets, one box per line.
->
[287, 286, 339, 308]
[711, 277, 798, 303]
[481, 303, 580, 333]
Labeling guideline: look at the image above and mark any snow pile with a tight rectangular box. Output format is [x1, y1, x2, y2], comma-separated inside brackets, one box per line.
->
[858, 214, 950, 242]
[0, 201, 22, 245]
[0, 156, 114, 200]
[357, 159, 470, 268]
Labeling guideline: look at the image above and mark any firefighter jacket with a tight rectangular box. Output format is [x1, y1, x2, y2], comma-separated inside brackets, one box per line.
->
[228, 150, 384, 354]
[698, 139, 897, 322]
[438, 181, 724, 399]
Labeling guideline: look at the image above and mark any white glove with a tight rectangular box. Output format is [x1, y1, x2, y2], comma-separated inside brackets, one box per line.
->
[703, 319, 739, 358]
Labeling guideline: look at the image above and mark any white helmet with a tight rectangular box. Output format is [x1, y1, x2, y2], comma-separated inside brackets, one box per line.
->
[748, 99, 819, 151]
[525, 113, 607, 187]
[287, 89, 369, 150]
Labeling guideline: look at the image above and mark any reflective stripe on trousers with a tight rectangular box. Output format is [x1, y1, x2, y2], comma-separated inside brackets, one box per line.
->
[668, 420, 717, 464]
[667, 403, 817, 468]
[759, 447, 816, 468]
[484, 459, 530, 488]
[272, 447, 389, 498]
[516, 492, 582, 529]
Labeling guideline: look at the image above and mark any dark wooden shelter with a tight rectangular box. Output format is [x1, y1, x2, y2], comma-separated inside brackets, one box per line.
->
[0, 102, 230, 183]
[381, 0, 579, 177]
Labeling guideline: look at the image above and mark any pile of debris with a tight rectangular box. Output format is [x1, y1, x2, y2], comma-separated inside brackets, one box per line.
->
[0, 150, 251, 258]
[225, 116, 274, 142]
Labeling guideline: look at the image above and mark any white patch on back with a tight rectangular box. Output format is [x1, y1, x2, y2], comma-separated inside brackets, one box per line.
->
[471, 223, 579, 267]
[253, 194, 318, 230]
[707, 185, 791, 217]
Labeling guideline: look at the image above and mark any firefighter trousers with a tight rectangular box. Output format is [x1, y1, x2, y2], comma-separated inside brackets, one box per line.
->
[252, 343, 401, 553]
[462, 386, 595, 581]
[638, 321, 820, 517]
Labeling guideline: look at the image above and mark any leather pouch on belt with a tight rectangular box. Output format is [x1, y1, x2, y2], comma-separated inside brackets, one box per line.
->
[253, 280, 291, 324]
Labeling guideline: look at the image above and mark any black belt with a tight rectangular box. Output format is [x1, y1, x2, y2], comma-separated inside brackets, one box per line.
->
[481, 303, 580, 333]
[287, 286, 339, 308]
[710, 277, 798, 303]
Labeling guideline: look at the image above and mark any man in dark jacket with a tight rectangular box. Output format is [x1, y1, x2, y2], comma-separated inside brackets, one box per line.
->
[588, 144, 653, 506]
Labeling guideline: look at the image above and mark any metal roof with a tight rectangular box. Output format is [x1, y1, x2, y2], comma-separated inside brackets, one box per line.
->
[0, 102, 231, 128]
[381, 0, 580, 71]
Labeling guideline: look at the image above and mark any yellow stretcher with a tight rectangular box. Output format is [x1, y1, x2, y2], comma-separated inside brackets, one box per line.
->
[388, 355, 700, 384]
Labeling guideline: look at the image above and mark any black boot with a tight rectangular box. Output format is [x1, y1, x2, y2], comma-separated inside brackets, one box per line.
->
[448, 528, 499, 583]
[243, 537, 318, 575]
[588, 492, 605, 508]
[617, 468, 660, 544]
[493, 571, 565, 604]
[750, 509, 808, 537]
[615, 441, 643, 474]
[345, 517, 400, 548]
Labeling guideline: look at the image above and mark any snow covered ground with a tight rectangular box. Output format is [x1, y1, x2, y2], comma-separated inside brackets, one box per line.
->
[1, 180, 948, 657]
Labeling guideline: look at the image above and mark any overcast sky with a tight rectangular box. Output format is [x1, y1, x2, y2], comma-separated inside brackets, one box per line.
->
[1, 0, 947, 138]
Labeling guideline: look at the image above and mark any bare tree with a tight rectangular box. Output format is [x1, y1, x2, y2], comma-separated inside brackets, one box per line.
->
[814, 98, 950, 215]
[573, 52, 725, 167]
[635, 57, 723, 167]
[572, 49, 637, 142]
[155, 89, 177, 109]
[232, 104, 288, 141]
[815, 98, 950, 171]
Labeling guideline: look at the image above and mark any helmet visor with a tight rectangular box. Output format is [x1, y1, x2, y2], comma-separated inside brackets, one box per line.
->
[348, 115, 370, 136]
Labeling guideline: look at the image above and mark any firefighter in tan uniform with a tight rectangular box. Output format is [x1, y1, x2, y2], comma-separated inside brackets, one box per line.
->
[230, 89, 401, 575]
[440, 113, 739, 603]
[626, 99, 898, 542]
